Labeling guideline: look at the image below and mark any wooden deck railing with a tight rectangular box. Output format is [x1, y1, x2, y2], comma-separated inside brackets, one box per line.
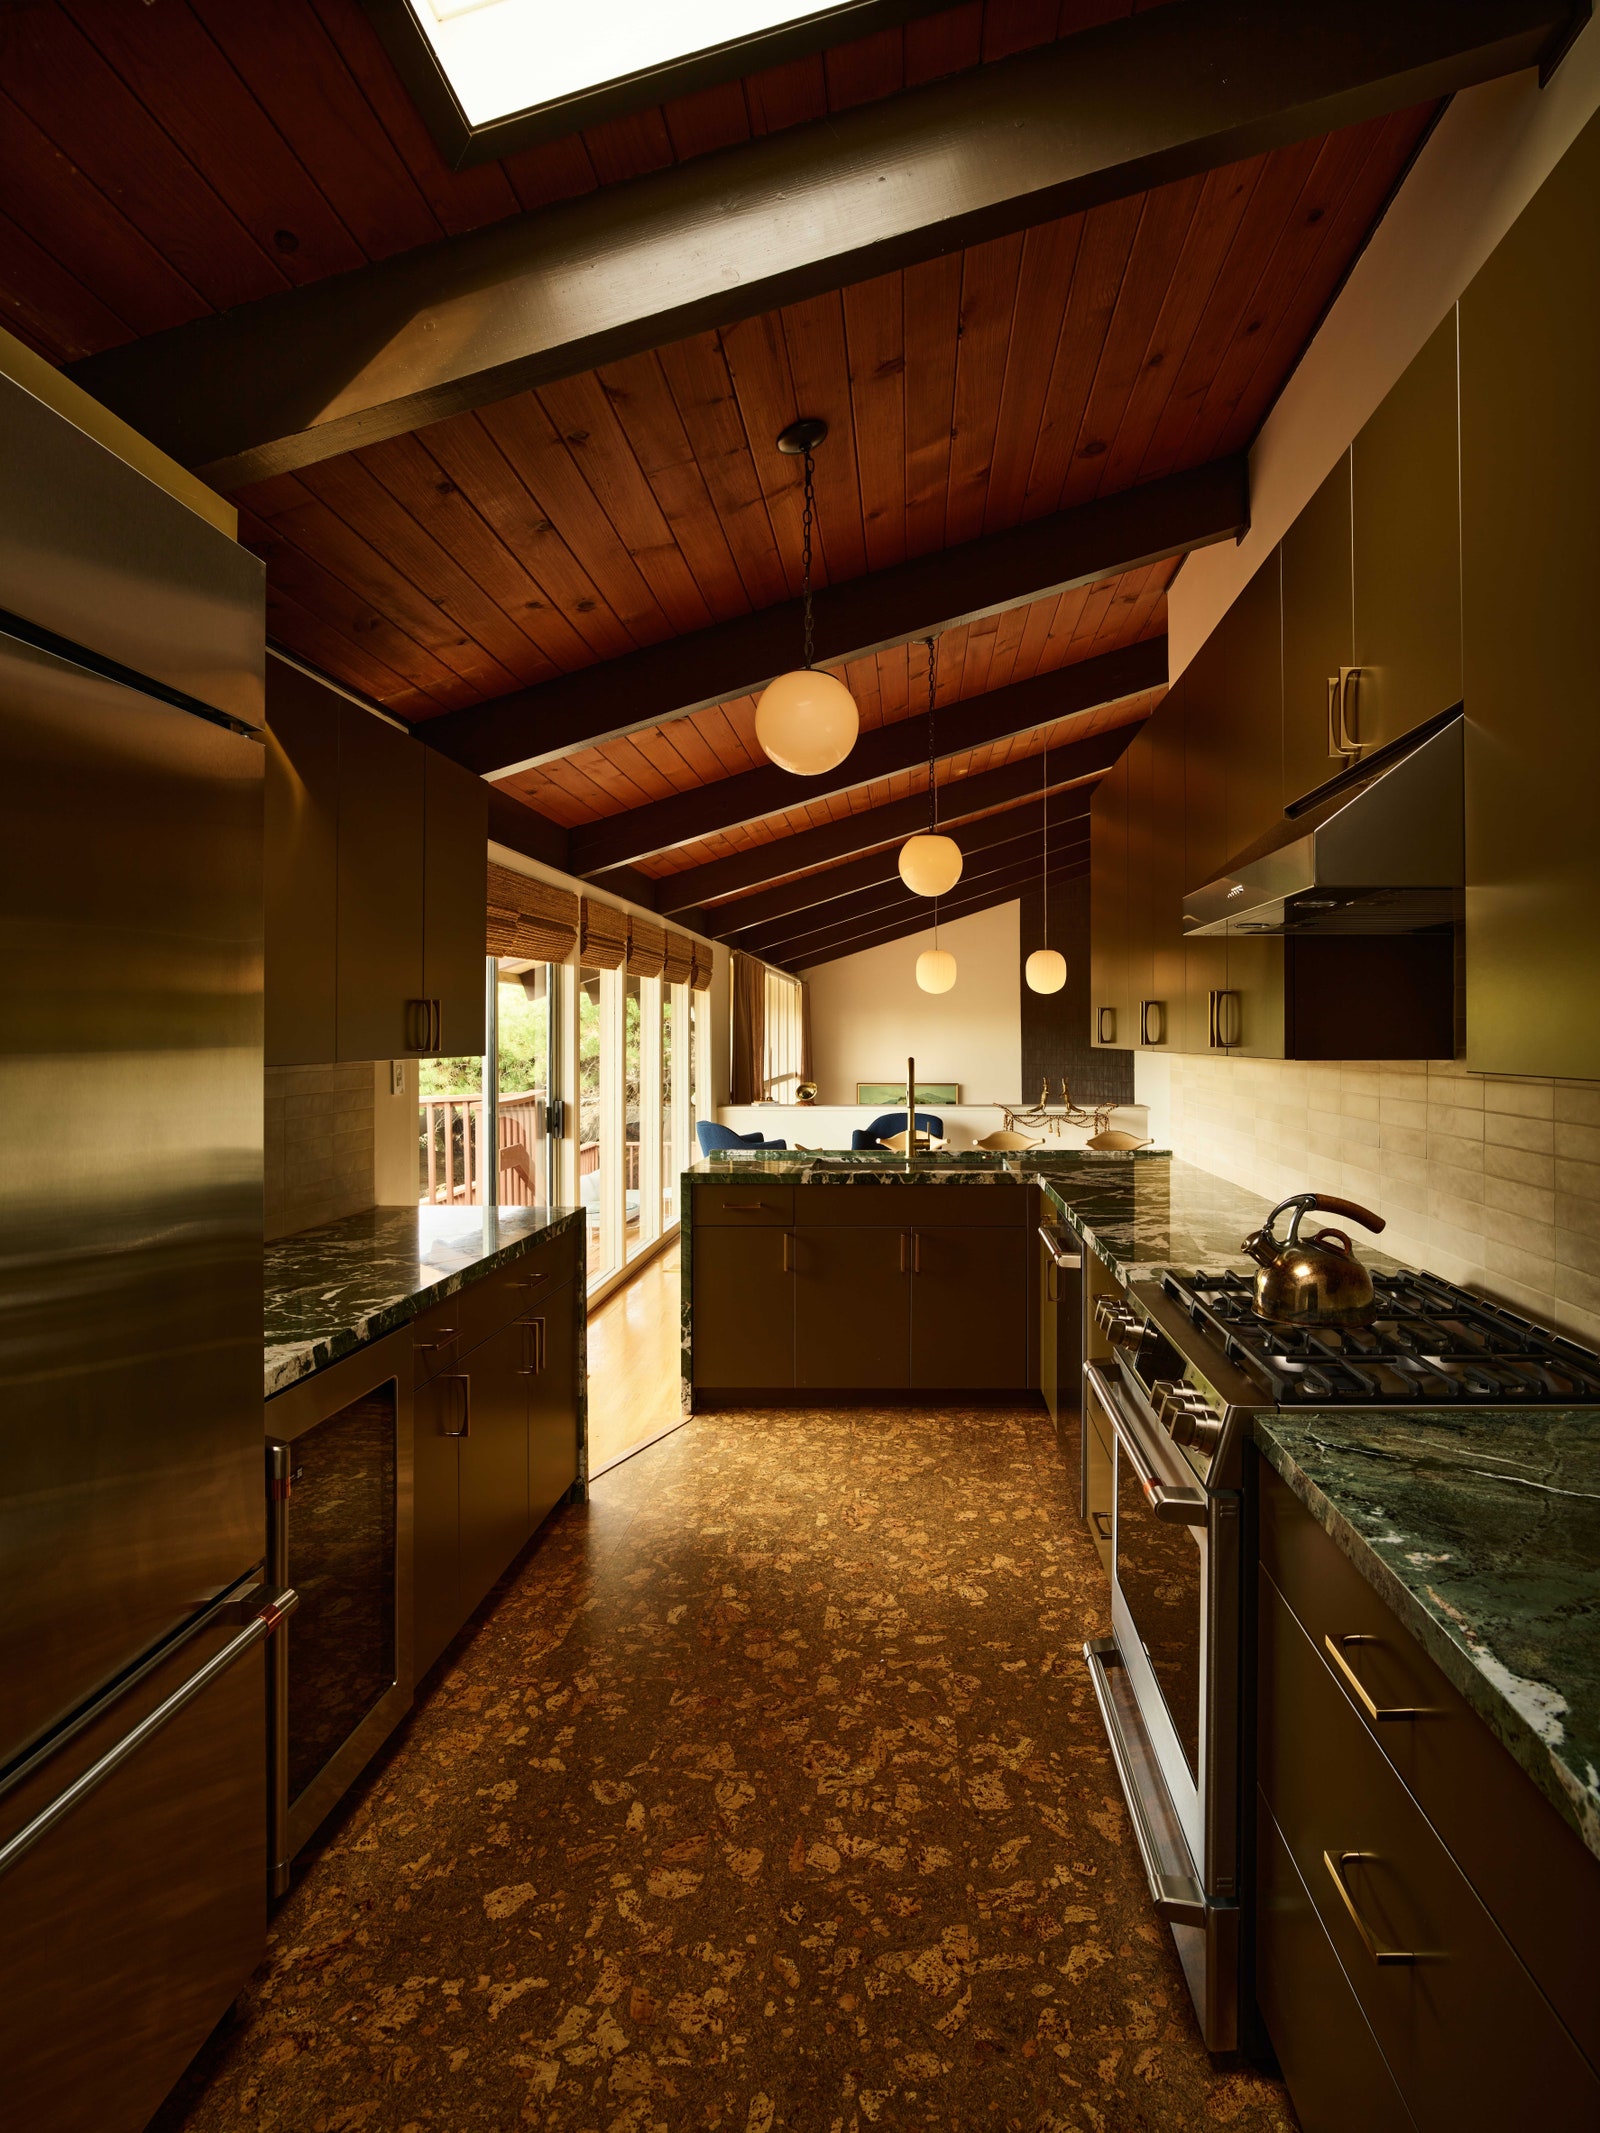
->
[420, 1090, 544, 1206]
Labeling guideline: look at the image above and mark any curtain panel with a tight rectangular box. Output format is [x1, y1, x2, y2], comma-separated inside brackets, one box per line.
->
[730, 950, 766, 1106]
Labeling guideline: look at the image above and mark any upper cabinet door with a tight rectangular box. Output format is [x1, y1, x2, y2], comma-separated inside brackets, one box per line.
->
[1219, 554, 1284, 1059]
[1181, 629, 1230, 1055]
[1352, 312, 1463, 754]
[264, 664, 338, 1067]
[1123, 722, 1156, 1039]
[1461, 112, 1600, 1079]
[1281, 453, 1352, 807]
[1089, 748, 1129, 1049]
[422, 750, 488, 1060]
[1146, 691, 1187, 1054]
[336, 703, 425, 1063]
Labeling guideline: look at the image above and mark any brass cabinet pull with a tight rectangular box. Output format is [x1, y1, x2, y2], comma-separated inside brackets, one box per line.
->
[1322, 1850, 1418, 1966]
[414, 1326, 458, 1350]
[1334, 667, 1362, 760]
[1139, 999, 1165, 1046]
[441, 1373, 470, 1437]
[1323, 1634, 1429, 1722]
[913, 1231, 922, 1275]
[782, 1232, 793, 1275]
[720, 1200, 770, 1211]
[898, 1231, 908, 1275]
[1096, 1006, 1116, 1044]
[518, 1315, 547, 1375]
[1090, 1510, 1113, 1541]
[1209, 988, 1240, 1049]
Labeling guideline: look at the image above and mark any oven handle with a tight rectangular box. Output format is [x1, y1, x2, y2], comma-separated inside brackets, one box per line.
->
[1084, 1360, 1209, 1527]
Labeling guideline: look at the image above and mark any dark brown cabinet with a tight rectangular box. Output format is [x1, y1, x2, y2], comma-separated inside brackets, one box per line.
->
[1217, 554, 1285, 1060]
[795, 1226, 908, 1389]
[1352, 312, 1462, 757]
[1256, 1462, 1600, 2131]
[264, 657, 487, 1067]
[409, 1248, 581, 1678]
[1460, 110, 1600, 1078]
[1089, 745, 1130, 1050]
[691, 1226, 794, 1389]
[690, 1185, 1032, 1395]
[1281, 451, 1353, 808]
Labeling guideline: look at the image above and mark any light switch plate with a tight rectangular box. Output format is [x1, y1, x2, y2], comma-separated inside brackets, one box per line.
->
[390, 1060, 407, 1097]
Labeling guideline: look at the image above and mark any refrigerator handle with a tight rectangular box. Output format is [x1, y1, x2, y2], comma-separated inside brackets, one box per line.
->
[0, 1589, 298, 1885]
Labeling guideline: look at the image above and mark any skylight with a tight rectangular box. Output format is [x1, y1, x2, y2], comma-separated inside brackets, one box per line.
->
[408, 0, 850, 129]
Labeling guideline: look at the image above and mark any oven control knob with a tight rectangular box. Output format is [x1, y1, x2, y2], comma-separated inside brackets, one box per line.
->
[1094, 1297, 1141, 1345]
[1152, 1380, 1223, 1451]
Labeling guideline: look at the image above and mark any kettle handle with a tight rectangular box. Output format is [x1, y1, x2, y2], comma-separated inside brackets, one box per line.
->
[1302, 1194, 1385, 1236]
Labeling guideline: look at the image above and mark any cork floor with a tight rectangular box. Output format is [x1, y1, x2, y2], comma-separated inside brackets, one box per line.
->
[157, 1405, 1296, 2133]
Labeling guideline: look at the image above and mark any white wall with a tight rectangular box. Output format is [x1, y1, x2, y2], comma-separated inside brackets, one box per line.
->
[800, 901, 1023, 1108]
[1170, 19, 1600, 674]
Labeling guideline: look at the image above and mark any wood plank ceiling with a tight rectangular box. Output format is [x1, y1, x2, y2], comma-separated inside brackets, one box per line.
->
[0, 0, 1443, 959]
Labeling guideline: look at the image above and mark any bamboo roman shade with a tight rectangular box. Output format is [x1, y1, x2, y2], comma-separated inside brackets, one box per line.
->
[690, 941, 714, 992]
[662, 931, 694, 986]
[485, 863, 578, 963]
[625, 914, 665, 977]
[578, 896, 628, 970]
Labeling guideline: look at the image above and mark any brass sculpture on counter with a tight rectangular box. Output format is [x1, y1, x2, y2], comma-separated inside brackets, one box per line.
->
[994, 1080, 1152, 1149]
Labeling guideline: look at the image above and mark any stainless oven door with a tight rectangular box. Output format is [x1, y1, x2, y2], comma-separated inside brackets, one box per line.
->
[1084, 1360, 1209, 1860]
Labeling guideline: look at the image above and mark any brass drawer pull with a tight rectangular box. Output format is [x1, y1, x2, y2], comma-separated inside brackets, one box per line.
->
[1322, 1850, 1418, 1966]
[1090, 1510, 1112, 1542]
[414, 1326, 458, 1351]
[1324, 1634, 1429, 1723]
[719, 1201, 770, 1211]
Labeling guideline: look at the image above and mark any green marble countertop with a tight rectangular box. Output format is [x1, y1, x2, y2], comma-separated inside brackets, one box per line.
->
[265, 1203, 583, 1400]
[1256, 1409, 1600, 1861]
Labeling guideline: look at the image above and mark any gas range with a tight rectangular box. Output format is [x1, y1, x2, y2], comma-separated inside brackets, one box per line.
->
[1093, 1264, 1600, 1495]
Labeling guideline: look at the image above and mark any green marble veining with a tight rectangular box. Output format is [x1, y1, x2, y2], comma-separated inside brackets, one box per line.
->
[1255, 1408, 1600, 1860]
[265, 1203, 584, 1400]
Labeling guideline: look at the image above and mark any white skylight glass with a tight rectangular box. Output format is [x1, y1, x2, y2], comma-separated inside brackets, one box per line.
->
[411, 0, 843, 127]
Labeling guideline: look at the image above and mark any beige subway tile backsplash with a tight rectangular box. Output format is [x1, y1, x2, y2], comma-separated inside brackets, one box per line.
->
[1151, 1053, 1600, 1349]
[264, 1061, 376, 1242]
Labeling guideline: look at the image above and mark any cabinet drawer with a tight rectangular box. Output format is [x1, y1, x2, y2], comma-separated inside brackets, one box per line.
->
[794, 1185, 1027, 1227]
[1258, 1566, 1599, 2127]
[1259, 1462, 1600, 2068]
[1256, 1793, 1417, 2133]
[695, 1184, 794, 1226]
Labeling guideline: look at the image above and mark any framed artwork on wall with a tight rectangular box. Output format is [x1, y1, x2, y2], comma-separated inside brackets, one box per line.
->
[855, 1082, 960, 1106]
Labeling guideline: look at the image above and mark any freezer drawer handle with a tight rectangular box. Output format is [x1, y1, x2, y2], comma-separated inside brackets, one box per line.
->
[0, 1590, 298, 1884]
[442, 1373, 471, 1436]
[1037, 1225, 1082, 1269]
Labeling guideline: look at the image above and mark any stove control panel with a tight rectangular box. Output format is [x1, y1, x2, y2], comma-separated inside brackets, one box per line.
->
[1094, 1296, 1142, 1347]
[1151, 1379, 1223, 1452]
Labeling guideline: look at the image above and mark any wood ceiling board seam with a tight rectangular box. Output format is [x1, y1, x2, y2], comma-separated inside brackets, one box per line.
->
[1, 7, 289, 314]
[579, 106, 679, 189]
[531, 369, 720, 638]
[904, 2, 983, 85]
[421, 455, 1237, 776]
[285, 458, 528, 694]
[901, 250, 963, 559]
[0, 207, 133, 363]
[347, 429, 573, 679]
[647, 712, 1132, 909]
[471, 391, 679, 648]
[263, 581, 445, 722]
[59, 0, 369, 287]
[842, 271, 910, 575]
[824, 22, 908, 108]
[661, 78, 756, 163]
[500, 133, 602, 215]
[189, 0, 444, 261]
[978, 213, 1089, 537]
[567, 633, 1164, 872]
[742, 50, 830, 138]
[985, 0, 1075, 63]
[736, 297, 862, 586]
[945, 230, 1027, 548]
[418, 412, 633, 667]
[655, 334, 794, 616]
[68, 0, 1565, 482]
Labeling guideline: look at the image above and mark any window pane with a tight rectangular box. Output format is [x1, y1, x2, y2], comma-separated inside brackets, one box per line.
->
[418, 1044, 485, 1207]
[497, 962, 550, 1206]
[624, 972, 644, 1262]
[661, 985, 675, 1230]
[579, 968, 604, 1281]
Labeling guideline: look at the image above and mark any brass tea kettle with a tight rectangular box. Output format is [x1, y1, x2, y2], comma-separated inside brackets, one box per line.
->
[1240, 1191, 1386, 1324]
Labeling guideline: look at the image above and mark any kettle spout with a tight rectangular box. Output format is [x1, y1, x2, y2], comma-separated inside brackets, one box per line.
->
[1239, 1225, 1277, 1268]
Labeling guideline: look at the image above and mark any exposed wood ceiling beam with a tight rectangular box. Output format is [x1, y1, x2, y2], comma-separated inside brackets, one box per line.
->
[421, 466, 1222, 777]
[69, 0, 1572, 487]
[741, 826, 1079, 962]
[574, 637, 1161, 877]
[771, 851, 1089, 971]
[655, 743, 1110, 919]
[698, 789, 1091, 941]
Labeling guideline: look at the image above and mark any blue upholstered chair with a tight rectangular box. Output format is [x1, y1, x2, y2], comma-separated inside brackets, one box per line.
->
[850, 1111, 944, 1150]
[697, 1121, 788, 1156]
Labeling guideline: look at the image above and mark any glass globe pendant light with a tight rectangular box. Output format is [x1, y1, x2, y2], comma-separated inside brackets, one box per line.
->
[754, 419, 859, 777]
[898, 633, 962, 897]
[1025, 736, 1068, 994]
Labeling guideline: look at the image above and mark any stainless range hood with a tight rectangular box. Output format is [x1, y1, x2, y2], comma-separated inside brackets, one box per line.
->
[1183, 711, 1462, 937]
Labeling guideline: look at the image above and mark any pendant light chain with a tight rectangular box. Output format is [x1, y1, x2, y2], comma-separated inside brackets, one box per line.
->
[801, 448, 816, 671]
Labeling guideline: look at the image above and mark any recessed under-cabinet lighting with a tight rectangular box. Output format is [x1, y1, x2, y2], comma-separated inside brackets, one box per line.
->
[409, 0, 849, 128]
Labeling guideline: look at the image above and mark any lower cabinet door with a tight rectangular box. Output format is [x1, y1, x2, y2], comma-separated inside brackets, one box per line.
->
[693, 1226, 794, 1388]
[456, 1320, 531, 1619]
[412, 1371, 462, 1678]
[1256, 1793, 1418, 2133]
[527, 1281, 579, 1531]
[911, 1224, 1028, 1387]
[794, 1225, 910, 1388]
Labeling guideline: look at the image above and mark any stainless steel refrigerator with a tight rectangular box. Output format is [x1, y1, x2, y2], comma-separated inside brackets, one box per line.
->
[0, 373, 284, 2131]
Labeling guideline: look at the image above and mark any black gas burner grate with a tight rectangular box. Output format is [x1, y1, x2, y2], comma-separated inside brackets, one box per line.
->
[1157, 1267, 1600, 1406]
